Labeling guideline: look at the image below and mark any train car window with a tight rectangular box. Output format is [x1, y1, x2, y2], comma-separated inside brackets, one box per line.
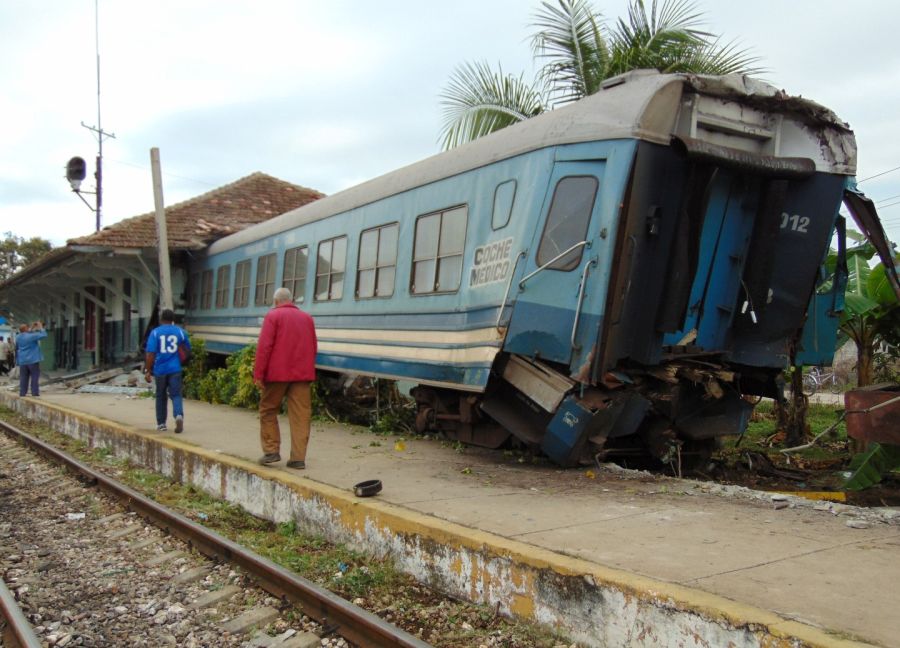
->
[200, 270, 214, 310]
[283, 246, 308, 303]
[536, 176, 597, 271]
[357, 223, 398, 299]
[188, 272, 199, 310]
[254, 254, 277, 306]
[315, 236, 347, 301]
[215, 265, 231, 309]
[412, 205, 467, 294]
[233, 260, 251, 308]
[492, 180, 517, 230]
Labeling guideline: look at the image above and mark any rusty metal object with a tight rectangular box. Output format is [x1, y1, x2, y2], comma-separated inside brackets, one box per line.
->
[845, 385, 900, 445]
[0, 420, 431, 648]
[0, 578, 42, 648]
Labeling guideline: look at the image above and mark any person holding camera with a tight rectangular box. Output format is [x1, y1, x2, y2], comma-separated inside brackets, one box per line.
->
[16, 321, 47, 397]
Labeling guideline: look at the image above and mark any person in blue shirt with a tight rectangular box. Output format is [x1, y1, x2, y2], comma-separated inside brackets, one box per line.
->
[15, 321, 47, 397]
[143, 309, 191, 433]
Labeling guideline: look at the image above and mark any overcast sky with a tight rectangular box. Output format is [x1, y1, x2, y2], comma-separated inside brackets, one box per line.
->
[2, 0, 899, 248]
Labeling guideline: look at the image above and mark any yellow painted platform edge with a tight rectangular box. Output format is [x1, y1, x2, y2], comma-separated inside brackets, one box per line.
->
[3, 394, 880, 648]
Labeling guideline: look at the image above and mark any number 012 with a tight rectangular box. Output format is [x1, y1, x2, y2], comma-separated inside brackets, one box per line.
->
[781, 212, 809, 233]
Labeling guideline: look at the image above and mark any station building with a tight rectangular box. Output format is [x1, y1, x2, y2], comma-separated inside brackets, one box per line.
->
[0, 173, 322, 372]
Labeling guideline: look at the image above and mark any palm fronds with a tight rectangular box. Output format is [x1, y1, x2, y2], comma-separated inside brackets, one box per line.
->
[438, 61, 547, 150]
[438, 0, 763, 149]
[531, 0, 610, 104]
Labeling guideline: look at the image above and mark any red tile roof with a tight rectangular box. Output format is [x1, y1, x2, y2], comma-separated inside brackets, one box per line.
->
[67, 172, 324, 250]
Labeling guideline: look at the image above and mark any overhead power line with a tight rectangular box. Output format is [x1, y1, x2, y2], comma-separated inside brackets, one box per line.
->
[858, 165, 900, 183]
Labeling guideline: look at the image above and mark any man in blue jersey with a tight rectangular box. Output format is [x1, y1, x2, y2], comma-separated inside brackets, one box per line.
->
[143, 309, 191, 432]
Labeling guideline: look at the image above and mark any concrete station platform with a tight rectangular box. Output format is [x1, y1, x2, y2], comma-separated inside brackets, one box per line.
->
[1, 386, 897, 648]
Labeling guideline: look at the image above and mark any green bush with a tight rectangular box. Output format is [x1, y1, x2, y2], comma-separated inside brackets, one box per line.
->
[229, 345, 260, 409]
[184, 337, 415, 426]
[192, 344, 260, 410]
[181, 335, 208, 400]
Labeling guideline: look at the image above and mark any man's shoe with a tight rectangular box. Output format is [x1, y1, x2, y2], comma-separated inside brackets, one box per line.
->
[258, 453, 281, 465]
[174, 415, 184, 433]
[286, 460, 306, 470]
[156, 424, 167, 431]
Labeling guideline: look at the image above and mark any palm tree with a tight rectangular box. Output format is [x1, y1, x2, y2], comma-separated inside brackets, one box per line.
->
[831, 233, 900, 387]
[439, 0, 761, 149]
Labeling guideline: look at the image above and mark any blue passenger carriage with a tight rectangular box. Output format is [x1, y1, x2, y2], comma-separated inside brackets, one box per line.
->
[185, 71, 890, 466]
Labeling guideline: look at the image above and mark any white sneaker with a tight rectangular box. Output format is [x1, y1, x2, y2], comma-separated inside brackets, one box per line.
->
[175, 415, 184, 434]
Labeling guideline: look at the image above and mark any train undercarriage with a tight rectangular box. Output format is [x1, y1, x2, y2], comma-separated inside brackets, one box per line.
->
[411, 351, 765, 468]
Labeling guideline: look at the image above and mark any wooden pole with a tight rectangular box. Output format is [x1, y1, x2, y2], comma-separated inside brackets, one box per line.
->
[150, 148, 173, 312]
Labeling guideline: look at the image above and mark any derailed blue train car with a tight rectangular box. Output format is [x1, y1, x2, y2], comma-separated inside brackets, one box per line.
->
[184, 71, 899, 466]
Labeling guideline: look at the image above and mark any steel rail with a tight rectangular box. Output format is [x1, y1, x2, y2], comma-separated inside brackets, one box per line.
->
[0, 420, 431, 648]
[0, 577, 43, 648]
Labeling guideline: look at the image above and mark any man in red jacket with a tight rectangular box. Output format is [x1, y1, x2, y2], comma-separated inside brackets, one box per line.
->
[253, 287, 318, 469]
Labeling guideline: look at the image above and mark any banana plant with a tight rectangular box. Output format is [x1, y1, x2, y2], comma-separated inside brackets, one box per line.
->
[824, 231, 899, 386]
[843, 442, 900, 490]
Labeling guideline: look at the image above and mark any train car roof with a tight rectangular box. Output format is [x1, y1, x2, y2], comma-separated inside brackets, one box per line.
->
[208, 70, 856, 255]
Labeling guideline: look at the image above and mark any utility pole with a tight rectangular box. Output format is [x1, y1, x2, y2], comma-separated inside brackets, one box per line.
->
[151, 148, 174, 312]
[66, 0, 115, 231]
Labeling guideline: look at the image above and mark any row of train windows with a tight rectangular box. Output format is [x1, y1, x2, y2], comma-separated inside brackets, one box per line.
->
[190, 204, 468, 310]
[189, 174, 599, 311]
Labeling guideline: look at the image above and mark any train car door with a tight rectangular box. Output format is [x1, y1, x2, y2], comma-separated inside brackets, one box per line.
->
[504, 161, 605, 367]
[662, 170, 757, 351]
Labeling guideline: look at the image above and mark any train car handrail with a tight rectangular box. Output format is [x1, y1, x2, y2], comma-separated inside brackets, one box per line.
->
[518, 240, 590, 290]
[496, 250, 527, 331]
[571, 257, 598, 350]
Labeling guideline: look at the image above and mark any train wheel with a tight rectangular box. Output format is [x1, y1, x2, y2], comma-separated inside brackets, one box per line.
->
[414, 406, 434, 434]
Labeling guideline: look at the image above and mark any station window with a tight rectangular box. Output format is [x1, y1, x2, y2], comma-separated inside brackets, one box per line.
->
[188, 272, 199, 310]
[412, 205, 467, 294]
[283, 245, 308, 303]
[215, 265, 231, 309]
[233, 260, 251, 308]
[357, 223, 398, 299]
[315, 236, 347, 301]
[492, 180, 516, 230]
[200, 269, 213, 310]
[254, 253, 277, 306]
[536, 176, 597, 271]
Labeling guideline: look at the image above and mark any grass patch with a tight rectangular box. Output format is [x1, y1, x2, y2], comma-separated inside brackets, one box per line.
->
[723, 401, 847, 461]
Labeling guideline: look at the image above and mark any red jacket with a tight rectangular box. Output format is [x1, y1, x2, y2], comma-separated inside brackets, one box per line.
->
[253, 303, 317, 383]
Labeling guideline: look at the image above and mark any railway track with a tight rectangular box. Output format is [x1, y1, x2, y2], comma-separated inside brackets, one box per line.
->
[0, 419, 430, 648]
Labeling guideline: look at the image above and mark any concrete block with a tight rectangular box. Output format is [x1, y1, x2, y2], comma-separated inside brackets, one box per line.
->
[187, 585, 241, 610]
[128, 538, 157, 551]
[144, 550, 186, 567]
[280, 631, 321, 648]
[171, 566, 210, 584]
[106, 524, 142, 540]
[97, 513, 126, 524]
[220, 606, 279, 635]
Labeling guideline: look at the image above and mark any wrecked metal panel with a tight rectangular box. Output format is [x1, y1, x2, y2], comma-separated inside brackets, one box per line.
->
[671, 136, 815, 178]
[728, 173, 846, 368]
[846, 385, 900, 445]
[502, 354, 574, 412]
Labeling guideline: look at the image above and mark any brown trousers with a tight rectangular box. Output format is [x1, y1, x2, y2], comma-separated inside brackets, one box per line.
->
[259, 381, 311, 461]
